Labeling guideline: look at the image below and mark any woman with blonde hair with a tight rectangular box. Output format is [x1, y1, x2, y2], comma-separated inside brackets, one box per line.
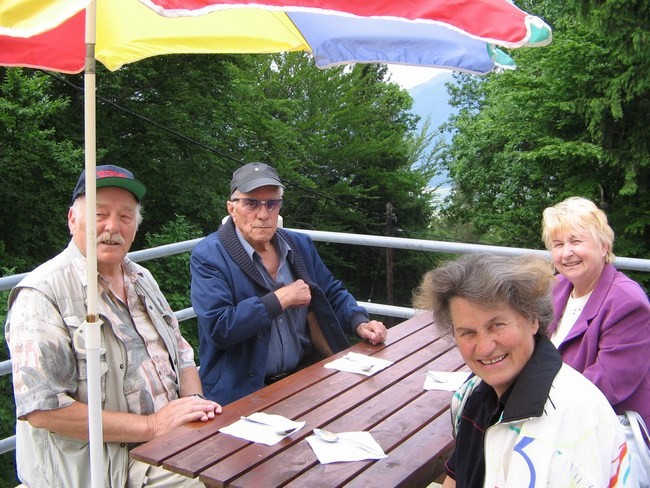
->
[542, 197, 650, 427]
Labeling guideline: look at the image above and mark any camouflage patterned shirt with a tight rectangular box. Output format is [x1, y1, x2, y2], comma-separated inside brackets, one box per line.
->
[7, 243, 195, 418]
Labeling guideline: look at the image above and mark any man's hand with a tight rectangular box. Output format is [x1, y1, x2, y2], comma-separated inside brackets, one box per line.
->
[355, 320, 388, 345]
[275, 279, 312, 310]
[148, 396, 222, 438]
[26, 396, 223, 444]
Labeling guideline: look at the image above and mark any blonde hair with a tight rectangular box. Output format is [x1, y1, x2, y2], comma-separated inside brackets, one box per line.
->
[541, 197, 615, 264]
[412, 253, 555, 337]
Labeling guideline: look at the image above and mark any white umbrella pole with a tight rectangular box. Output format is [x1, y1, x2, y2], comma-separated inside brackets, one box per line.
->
[84, 1, 105, 487]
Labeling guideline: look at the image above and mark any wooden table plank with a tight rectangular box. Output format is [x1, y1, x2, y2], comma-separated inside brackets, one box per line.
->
[131, 313, 435, 466]
[130, 313, 462, 488]
[191, 344, 450, 483]
[198, 345, 463, 486]
[282, 393, 454, 488]
[343, 411, 454, 488]
[230, 371, 459, 487]
[158, 320, 448, 478]
[276, 353, 463, 487]
[161, 346, 423, 477]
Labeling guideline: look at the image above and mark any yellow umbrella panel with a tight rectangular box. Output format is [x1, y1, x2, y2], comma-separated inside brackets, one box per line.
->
[97, 0, 310, 71]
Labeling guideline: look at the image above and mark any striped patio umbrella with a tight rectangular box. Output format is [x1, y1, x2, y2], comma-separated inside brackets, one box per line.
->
[1, 0, 551, 75]
[0, 1, 551, 487]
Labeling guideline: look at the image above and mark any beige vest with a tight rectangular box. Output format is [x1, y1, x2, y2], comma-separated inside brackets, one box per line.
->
[7, 242, 183, 488]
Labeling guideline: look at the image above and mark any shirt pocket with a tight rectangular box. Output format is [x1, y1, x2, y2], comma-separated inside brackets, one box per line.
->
[63, 315, 109, 404]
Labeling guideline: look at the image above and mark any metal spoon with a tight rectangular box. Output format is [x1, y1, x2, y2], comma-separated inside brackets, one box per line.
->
[343, 353, 374, 371]
[312, 428, 383, 455]
[240, 416, 299, 435]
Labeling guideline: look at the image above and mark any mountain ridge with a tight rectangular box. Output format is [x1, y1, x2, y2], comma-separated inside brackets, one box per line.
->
[407, 71, 457, 191]
[408, 71, 456, 134]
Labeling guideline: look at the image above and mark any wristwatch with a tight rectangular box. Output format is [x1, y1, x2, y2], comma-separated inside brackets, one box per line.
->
[190, 393, 206, 400]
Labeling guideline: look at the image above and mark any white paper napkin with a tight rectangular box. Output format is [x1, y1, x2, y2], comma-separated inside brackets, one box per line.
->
[219, 412, 305, 446]
[324, 352, 394, 376]
[306, 431, 387, 463]
[423, 370, 471, 391]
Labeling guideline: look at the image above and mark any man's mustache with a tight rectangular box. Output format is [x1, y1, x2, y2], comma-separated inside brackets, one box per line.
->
[97, 232, 126, 245]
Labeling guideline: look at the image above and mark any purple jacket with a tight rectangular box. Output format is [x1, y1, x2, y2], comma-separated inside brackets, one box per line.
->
[550, 263, 650, 426]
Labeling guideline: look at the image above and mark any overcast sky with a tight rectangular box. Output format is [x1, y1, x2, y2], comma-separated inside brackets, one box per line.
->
[385, 64, 447, 89]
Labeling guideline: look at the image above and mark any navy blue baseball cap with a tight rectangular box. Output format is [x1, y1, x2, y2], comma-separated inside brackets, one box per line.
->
[72, 164, 147, 203]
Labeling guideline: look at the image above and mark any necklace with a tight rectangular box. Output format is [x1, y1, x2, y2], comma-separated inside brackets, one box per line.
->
[567, 291, 591, 316]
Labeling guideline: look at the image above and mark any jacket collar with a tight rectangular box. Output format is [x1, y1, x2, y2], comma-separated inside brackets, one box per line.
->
[218, 218, 267, 289]
[217, 217, 314, 290]
[550, 263, 616, 335]
[501, 336, 562, 422]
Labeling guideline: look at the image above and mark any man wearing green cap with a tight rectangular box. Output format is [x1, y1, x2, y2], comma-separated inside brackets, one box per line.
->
[5, 164, 221, 487]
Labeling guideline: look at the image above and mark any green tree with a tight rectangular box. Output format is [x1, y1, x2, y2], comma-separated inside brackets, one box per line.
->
[438, 5, 649, 288]
[563, 0, 650, 259]
[259, 56, 435, 306]
[0, 69, 83, 272]
[69, 52, 437, 307]
[48, 55, 259, 245]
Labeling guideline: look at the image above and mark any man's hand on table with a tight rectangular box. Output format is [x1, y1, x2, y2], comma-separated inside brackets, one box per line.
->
[148, 396, 222, 438]
[356, 320, 388, 345]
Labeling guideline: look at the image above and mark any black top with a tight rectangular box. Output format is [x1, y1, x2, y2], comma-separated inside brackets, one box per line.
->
[444, 382, 511, 486]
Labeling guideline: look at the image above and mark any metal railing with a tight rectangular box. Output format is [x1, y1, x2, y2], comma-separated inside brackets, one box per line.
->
[3, 229, 650, 293]
[1, 229, 649, 455]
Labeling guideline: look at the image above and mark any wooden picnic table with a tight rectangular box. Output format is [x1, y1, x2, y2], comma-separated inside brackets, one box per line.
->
[131, 312, 466, 487]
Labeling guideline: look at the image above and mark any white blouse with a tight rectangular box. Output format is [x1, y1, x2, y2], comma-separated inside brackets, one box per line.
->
[551, 291, 592, 347]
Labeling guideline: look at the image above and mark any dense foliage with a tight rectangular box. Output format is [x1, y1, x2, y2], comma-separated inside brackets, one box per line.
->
[2, 53, 436, 303]
[438, 1, 650, 288]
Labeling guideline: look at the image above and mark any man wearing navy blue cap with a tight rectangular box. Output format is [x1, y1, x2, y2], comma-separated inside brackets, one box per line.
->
[191, 162, 388, 405]
[71, 164, 148, 203]
[5, 164, 221, 487]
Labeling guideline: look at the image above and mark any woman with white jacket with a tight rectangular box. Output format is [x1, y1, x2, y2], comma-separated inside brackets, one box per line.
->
[413, 253, 635, 487]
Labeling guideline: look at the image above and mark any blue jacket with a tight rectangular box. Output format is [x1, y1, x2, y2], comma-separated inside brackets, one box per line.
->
[190, 218, 369, 404]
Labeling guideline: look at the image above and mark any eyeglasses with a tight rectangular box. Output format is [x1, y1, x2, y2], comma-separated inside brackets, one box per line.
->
[231, 198, 283, 213]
